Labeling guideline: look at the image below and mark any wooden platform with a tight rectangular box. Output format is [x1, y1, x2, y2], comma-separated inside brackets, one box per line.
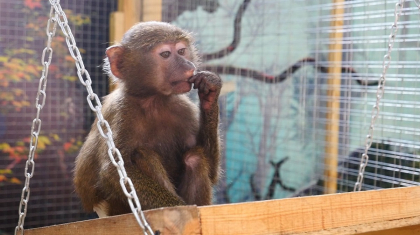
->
[26, 186, 420, 235]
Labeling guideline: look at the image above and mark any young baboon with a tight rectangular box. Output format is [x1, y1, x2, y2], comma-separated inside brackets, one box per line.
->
[74, 21, 222, 216]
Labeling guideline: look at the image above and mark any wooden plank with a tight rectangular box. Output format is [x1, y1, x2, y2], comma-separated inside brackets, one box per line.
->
[323, 0, 345, 194]
[112, 0, 141, 41]
[26, 206, 201, 235]
[25, 187, 420, 234]
[362, 223, 420, 235]
[304, 216, 420, 235]
[122, 0, 141, 31]
[199, 186, 420, 235]
[110, 11, 125, 44]
[108, 0, 142, 93]
[142, 0, 162, 22]
[109, 11, 124, 92]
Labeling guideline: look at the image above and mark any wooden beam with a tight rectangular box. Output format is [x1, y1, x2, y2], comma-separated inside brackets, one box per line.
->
[108, 0, 142, 93]
[199, 186, 420, 235]
[109, 12, 125, 44]
[361, 223, 420, 235]
[108, 0, 162, 93]
[25, 187, 420, 235]
[25, 206, 200, 235]
[111, 0, 142, 44]
[308, 216, 420, 235]
[142, 0, 162, 22]
[323, 0, 345, 194]
[108, 11, 124, 92]
[121, 0, 141, 31]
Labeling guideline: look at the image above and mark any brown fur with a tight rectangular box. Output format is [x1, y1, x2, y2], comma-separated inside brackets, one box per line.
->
[74, 21, 222, 216]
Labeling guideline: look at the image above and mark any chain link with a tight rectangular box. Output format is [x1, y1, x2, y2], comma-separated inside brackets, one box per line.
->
[14, 5, 57, 235]
[354, 0, 404, 191]
[48, 1, 153, 234]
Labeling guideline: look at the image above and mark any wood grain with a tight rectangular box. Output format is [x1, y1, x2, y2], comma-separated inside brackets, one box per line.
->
[199, 186, 420, 234]
[142, 0, 162, 22]
[26, 206, 200, 235]
[25, 187, 420, 234]
[121, 0, 141, 31]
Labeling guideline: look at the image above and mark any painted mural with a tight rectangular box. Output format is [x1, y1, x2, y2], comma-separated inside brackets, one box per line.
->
[163, 0, 327, 203]
[0, 0, 117, 231]
[1, 1, 419, 231]
[163, 0, 420, 202]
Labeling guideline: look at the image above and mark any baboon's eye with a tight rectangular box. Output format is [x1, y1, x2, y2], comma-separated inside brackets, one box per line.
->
[178, 48, 186, 55]
[160, 51, 171, 58]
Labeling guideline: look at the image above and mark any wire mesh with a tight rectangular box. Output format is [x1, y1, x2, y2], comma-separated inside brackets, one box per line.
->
[0, 0, 116, 232]
[163, 0, 420, 200]
[1, 0, 420, 232]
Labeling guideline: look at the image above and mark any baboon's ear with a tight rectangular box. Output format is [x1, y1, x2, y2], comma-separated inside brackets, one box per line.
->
[106, 45, 124, 79]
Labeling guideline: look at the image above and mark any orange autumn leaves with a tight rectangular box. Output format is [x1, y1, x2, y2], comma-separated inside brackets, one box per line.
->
[0, 49, 40, 113]
[0, 0, 91, 186]
[0, 134, 83, 185]
[25, 0, 42, 10]
[0, 136, 50, 185]
[0, 0, 91, 114]
[0, 169, 21, 185]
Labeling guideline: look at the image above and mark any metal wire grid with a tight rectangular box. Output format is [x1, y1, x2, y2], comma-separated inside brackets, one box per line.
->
[1, 0, 420, 232]
[163, 0, 420, 199]
[0, 0, 117, 232]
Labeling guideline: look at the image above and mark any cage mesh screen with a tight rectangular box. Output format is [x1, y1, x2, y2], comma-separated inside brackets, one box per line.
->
[0, 0, 116, 232]
[163, 0, 420, 201]
[1, 0, 420, 232]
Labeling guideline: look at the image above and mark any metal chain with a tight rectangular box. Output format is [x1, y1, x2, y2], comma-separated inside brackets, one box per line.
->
[354, 0, 405, 191]
[48, 1, 154, 234]
[15, 1, 153, 234]
[14, 5, 58, 235]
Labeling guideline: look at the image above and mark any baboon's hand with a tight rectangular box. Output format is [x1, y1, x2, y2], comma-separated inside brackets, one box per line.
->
[189, 71, 222, 112]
